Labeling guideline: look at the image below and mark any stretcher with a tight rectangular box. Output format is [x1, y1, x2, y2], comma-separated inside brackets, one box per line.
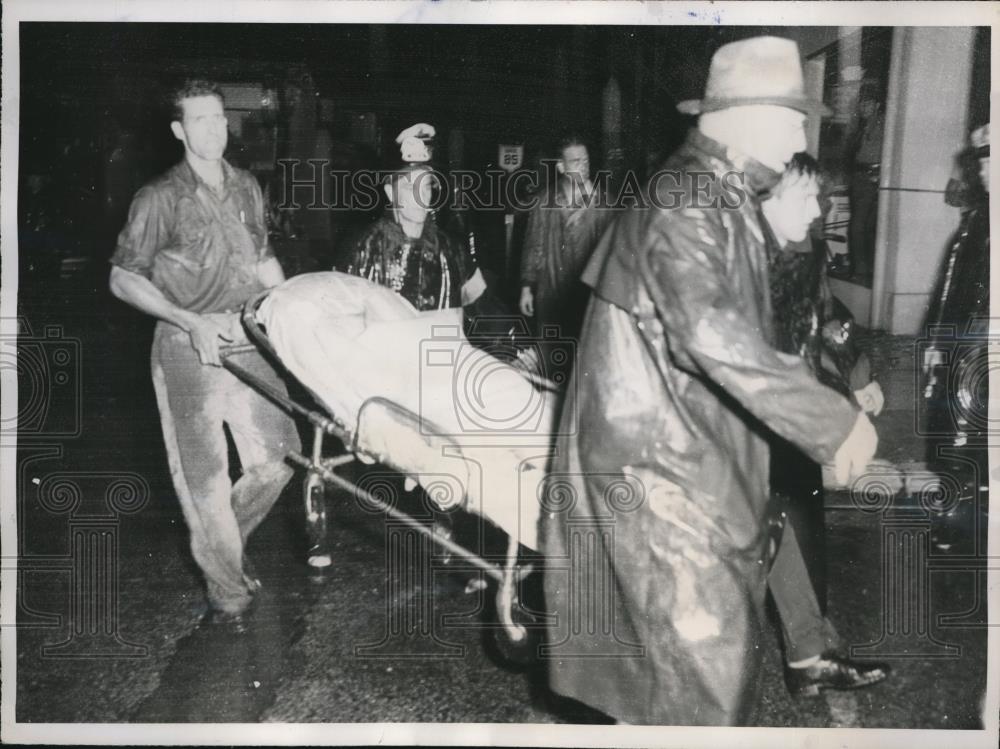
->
[220, 272, 558, 648]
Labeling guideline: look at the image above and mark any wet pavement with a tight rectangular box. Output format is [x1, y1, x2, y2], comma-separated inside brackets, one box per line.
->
[10, 274, 991, 730]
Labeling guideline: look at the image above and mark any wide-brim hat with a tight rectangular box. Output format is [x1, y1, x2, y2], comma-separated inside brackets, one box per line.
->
[678, 36, 830, 117]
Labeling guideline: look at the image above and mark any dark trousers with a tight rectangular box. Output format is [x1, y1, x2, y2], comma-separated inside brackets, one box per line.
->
[768, 443, 839, 661]
[769, 522, 840, 661]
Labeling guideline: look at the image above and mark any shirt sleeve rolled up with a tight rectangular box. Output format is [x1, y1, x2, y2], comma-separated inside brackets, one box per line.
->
[109, 185, 171, 277]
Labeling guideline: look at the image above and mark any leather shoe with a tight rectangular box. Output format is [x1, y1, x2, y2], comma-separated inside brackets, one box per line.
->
[785, 652, 890, 697]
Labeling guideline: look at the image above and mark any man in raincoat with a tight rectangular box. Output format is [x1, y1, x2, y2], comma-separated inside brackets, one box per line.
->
[518, 134, 612, 382]
[541, 37, 878, 725]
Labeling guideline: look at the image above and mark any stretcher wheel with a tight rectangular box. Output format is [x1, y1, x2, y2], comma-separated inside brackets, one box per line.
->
[490, 552, 541, 667]
[491, 589, 541, 667]
[304, 473, 331, 568]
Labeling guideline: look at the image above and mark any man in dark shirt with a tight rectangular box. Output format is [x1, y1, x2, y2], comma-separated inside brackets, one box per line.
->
[762, 153, 888, 697]
[109, 80, 300, 630]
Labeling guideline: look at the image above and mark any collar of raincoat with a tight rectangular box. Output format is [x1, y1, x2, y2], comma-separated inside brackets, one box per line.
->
[687, 127, 782, 198]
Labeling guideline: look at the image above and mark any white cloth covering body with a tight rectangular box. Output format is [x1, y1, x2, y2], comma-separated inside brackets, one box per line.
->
[259, 272, 555, 549]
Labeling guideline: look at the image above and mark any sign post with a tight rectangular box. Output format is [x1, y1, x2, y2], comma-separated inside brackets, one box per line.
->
[498, 144, 524, 269]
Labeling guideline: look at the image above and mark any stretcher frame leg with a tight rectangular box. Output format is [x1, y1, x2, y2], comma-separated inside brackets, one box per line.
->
[497, 534, 528, 643]
[221, 295, 537, 650]
[305, 425, 332, 568]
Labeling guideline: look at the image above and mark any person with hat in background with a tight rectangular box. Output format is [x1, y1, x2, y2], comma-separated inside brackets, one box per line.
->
[925, 122, 990, 345]
[541, 37, 880, 725]
[344, 123, 484, 311]
[923, 123, 990, 492]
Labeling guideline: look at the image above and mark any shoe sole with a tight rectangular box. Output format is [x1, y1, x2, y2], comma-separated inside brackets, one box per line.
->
[792, 674, 888, 698]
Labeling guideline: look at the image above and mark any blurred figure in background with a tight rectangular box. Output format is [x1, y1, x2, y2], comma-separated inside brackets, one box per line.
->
[926, 123, 990, 343]
[838, 80, 885, 281]
[518, 134, 611, 381]
[922, 123, 990, 548]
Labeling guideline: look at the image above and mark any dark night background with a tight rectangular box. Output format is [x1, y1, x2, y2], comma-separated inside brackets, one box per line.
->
[16, 22, 810, 299]
[21, 23, 986, 297]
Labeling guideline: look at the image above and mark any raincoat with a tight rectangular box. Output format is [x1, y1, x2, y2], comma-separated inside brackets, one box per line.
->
[520, 180, 612, 339]
[541, 130, 860, 725]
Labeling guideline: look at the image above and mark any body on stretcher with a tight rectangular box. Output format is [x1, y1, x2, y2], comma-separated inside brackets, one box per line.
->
[221, 271, 559, 646]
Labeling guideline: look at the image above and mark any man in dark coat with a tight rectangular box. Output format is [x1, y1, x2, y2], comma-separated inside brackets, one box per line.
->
[541, 37, 879, 725]
[923, 123, 989, 504]
[518, 136, 612, 361]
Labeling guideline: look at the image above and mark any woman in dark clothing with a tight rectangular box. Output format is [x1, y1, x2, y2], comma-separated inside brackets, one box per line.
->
[346, 196, 468, 311]
[344, 123, 471, 312]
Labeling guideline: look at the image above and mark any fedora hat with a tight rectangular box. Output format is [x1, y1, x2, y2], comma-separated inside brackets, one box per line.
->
[678, 36, 830, 117]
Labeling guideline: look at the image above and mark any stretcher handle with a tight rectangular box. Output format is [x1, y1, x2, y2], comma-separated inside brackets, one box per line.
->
[241, 288, 281, 359]
[518, 367, 560, 393]
[220, 346, 345, 439]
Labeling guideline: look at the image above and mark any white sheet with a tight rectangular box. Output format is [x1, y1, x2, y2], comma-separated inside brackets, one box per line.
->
[259, 272, 555, 550]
